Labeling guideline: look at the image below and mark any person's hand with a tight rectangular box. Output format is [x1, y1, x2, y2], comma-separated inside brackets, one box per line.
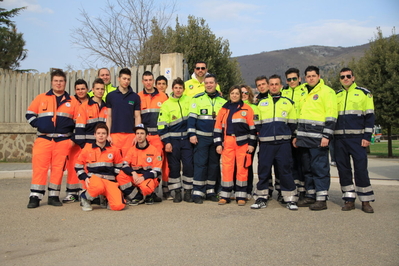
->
[165, 143, 173, 153]
[320, 137, 329, 147]
[247, 145, 254, 154]
[190, 136, 198, 145]
[216, 145, 223, 154]
[85, 178, 90, 188]
[132, 172, 144, 185]
[361, 139, 371, 147]
[292, 138, 297, 148]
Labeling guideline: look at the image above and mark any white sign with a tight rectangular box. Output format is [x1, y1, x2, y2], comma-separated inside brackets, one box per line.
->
[165, 68, 172, 80]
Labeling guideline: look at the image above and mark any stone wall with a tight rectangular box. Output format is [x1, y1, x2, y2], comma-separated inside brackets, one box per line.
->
[0, 123, 35, 162]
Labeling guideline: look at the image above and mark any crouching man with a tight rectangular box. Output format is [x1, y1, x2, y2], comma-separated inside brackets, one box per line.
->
[118, 125, 162, 205]
[75, 124, 126, 211]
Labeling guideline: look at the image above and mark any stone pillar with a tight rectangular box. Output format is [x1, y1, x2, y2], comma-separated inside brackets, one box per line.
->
[160, 53, 184, 95]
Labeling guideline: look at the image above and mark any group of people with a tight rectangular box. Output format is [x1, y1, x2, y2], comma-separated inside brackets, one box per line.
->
[25, 61, 375, 213]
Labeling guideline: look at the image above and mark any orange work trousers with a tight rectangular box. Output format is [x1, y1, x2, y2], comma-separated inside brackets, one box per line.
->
[66, 144, 82, 194]
[220, 136, 248, 200]
[111, 133, 135, 157]
[86, 175, 125, 211]
[147, 135, 169, 189]
[30, 138, 72, 198]
[117, 171, 159, 198]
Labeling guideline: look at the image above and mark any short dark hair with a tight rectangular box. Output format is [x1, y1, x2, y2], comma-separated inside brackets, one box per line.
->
[92, 78, 104, 88]
[285, 68, 300, 78]
[172, 77, 184, 89]
[74, 79, 88, 89]
[340, 67, 353, 75]
[155, 75, 168, 86]
[119, 68, 131, 77]
[255, 75, 268, 85]
[204, 73, 217, 83]
[94, 123, 109, 135]
[195, 60, 207, 68]
[51, 69, 66, 82]
[304, 66, 320, 76]
[268, 74, 282, 83]
[142, 71, 153, 79]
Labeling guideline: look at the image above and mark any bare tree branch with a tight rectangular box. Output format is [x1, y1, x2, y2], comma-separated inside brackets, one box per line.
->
[71, 0, 176, 68]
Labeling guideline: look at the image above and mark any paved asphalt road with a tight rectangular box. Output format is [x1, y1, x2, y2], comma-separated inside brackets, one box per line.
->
[0, 157, 398, 266]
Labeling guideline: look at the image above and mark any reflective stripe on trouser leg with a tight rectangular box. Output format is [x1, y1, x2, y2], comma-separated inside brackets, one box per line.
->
[300, 147, 315, 199]
[223, 137, 248, 200]
[335, 138, 375, 202]
[255, 142, 278, 200]
[31, 138, 53, 197]
[117, 171, 136, 200]
[166, 138, 183, 191]
[192, 135, 215, 198]
[48, 139, 72, 197]
[274, 142, 298, 202]
[247, 144, 256, 194]
[292, 144, 305, 192]
[309, 147, 330, 201]
[206, 136, 220, 196]
[66, 144, 82, 193]
[180, 138, 194, 190]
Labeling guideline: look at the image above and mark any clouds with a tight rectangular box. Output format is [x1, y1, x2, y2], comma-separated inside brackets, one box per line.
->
[2, 0, 53, 14]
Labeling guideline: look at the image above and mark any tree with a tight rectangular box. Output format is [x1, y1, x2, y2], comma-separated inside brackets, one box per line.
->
[71, 0, 176, 68]
[141, 16, 243, 94]
[0, 1, 27, 70]
[351, 28, 399, 157]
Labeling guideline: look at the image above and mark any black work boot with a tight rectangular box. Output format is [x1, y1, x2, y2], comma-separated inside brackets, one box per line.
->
[173, 189, 182, 203]
[27, 196, 40, 208]
[48, 196, 63, 206]
[184, 189, 193, 203]
[309, 200, 327, 211]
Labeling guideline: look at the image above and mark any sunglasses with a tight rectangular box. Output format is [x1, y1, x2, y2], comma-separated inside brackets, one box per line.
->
[287, 77, 298, 82]
[340, 75, 352, 80]
[241, 91, 249, 95]
[195, 67, 206, 70]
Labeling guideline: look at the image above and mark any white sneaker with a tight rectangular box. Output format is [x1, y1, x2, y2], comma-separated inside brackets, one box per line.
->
[81, 197, 93, 211]
[62, 194, 79, 203]
[286, 202, 299, 211]
[250, 199, 267, 209]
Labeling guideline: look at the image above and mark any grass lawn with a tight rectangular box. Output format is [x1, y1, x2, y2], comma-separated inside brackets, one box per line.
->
[369, 140, 399, 157]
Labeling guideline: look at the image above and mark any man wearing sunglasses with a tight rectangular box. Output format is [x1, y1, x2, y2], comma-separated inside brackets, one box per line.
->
[281, 68, 308, 201]
[334, 67, 375, 213]
[184, 61, 221, 97]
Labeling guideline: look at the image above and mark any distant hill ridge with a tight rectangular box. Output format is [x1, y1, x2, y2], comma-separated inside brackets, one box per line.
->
[235, 43, 370, 86]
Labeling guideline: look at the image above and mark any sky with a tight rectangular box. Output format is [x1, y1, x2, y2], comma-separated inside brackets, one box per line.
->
[3, 0, 399, 73]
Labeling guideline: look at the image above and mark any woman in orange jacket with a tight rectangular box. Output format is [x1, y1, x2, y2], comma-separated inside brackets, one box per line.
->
[213, 86, 256, 206]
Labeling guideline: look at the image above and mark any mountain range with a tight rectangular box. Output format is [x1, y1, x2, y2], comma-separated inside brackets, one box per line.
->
[235, 43, 370, 87]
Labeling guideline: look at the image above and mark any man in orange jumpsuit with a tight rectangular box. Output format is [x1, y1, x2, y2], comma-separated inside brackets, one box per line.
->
[63, 79, 89, 203]
[26, 69, 80, 208]
[75, 124, 125, 211]
[138, 71, 168, 201]
[117, 125, 162, 205]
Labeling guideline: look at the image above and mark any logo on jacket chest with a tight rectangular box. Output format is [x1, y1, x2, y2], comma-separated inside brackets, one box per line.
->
[200, 109, 208, 115]
[313, 94, 319, 100]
